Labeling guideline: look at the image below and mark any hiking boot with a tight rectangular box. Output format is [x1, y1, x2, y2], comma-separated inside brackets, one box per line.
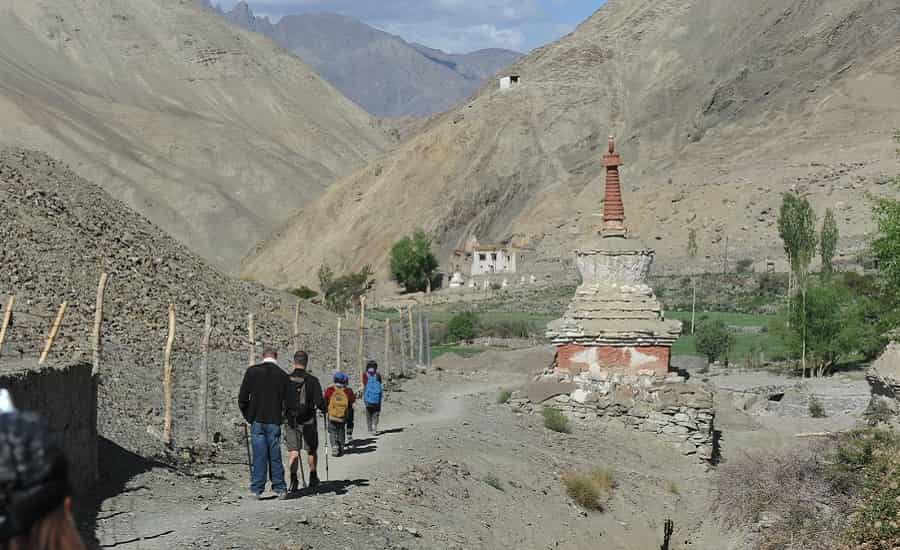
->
[308, 471, 320, 489]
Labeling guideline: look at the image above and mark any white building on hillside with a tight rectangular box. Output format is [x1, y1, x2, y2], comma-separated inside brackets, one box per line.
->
[471, 244, 517, 275]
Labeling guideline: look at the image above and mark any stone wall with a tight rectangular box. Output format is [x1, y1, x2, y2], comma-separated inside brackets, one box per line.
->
[517, 370, 716, 462]
[0, 361, 97, 497]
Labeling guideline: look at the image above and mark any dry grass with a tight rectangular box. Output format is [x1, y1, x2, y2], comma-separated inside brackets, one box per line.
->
[667, 480, 680, 495]
[714, 444, 849, 549]
[542, 407, 571, 433]
[562, 469, 616, 511]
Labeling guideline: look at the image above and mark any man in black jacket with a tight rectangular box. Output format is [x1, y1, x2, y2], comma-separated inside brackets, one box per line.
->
[238, 346, 297, 500]
[284, 350, 326, 492]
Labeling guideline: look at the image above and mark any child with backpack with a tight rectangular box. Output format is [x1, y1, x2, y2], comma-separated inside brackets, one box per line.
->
[362, 359, 384, 435]
[324, 372, 355, 457]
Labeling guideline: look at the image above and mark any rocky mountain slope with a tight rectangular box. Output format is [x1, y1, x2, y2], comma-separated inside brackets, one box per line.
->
[218, 2, 523, 117]
[0, 0, 389, 269]
[243, 0, 900, 290]
[0, 149, 370, 457]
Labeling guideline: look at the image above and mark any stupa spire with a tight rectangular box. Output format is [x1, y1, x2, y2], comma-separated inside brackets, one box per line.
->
[601, 136, 626, 237]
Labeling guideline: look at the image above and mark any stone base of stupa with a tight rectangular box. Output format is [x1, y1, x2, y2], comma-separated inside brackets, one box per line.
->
[546, 237, 681, 378]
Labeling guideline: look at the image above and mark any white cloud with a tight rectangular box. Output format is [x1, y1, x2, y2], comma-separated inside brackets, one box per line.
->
[218, 0, 580, 52]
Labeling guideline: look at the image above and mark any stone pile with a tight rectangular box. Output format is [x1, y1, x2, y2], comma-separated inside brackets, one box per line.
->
[867, 341, 900, 415]
[513, 369, 715, 462]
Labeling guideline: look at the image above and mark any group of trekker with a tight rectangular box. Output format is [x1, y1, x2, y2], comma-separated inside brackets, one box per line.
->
[237, 347, 385, 499]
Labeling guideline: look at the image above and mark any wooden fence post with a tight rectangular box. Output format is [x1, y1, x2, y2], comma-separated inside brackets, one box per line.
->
[336, 316, 342, 372]
[357, 296, 367, 386]
[163, 304, 176, 447]
[91, 273, 108, 376]
[293, 301, 302, 352]
[247, 313, 256, 367]
[418, 309, 425, 366]
[198, 312, 212, 444]
[38, 301, 68, 366]
[0, 295, 15, 359]
[407, 306, 415, 361]
[397, 309, 406, 376]
[384, 318, 391, 379]
[424, 316, 431, 369]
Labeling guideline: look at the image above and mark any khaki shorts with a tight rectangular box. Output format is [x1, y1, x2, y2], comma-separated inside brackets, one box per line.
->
[283, 418, 318, 453]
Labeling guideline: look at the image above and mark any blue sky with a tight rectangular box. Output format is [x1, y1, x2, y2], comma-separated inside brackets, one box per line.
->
[216, 0, 605, 53]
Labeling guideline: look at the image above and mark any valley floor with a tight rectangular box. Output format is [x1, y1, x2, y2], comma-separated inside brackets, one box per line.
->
[82, 346, 874, 549]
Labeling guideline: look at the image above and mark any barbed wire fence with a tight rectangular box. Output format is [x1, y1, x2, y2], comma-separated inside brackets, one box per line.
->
[0, 276, 431, 450]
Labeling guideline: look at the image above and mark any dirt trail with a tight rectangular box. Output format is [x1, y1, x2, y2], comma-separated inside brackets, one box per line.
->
[90, 379, 516, 549]
[90, 350, 729, 549]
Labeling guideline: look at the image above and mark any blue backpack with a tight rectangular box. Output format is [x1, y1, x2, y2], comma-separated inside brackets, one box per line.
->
[364, 374, 383, 405]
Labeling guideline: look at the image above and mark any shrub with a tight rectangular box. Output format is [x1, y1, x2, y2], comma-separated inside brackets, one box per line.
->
[714, 445, 845, 549]
[317, 264, 373, 313]
[833, 429, 900, 547]
[808, 396, 826, 418]
[447, 312, 480, 342]
[483, 474, 504, 491]
[667, 480, 679, 495]
[736, 258, 754, 273]
[562, 469, 616, 511]
[496, 390, 512, 404]
[289, 285, 318, 300]
[542, 407, 571, 433]
[695, 319, 735, 364]
[480, 319, 534, 339]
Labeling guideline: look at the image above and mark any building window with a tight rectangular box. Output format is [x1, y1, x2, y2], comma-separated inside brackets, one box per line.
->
[479, 254, 487, 261]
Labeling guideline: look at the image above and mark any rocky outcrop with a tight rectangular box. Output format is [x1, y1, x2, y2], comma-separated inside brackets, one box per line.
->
[866, 342, 900, 420]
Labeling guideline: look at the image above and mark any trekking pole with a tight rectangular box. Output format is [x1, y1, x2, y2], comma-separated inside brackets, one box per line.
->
[323, 413, 330, 481]
[243, 423, 253, 479]
[298, 446, 307, 489]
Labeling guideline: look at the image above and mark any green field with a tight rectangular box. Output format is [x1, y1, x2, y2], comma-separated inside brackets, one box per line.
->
[431, 344, 489, 360]
[668, 310, 789, 362]
[374, 305, 792, 364]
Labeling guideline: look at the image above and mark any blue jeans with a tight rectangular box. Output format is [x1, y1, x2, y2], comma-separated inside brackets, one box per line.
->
[250, 422, 286, 495]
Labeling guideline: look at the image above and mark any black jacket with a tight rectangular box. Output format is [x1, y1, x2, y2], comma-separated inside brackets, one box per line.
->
[287, 369, 325, 423]
[238, 361, 297, 425]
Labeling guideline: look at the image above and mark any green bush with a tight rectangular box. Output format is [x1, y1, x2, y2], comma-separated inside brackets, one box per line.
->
[562, 469, 616, 511]
[496, 390, 512, 404]
[317, 264, 373, 313]
[786, 282, 874, 376]
[542, 407, 571, 433]
[695, 319, 735, 364]
[736, 259, 754, 273]
[808, 396, 826, 418]
[832, 429, 900, 547]
[447, 312, 480, 342]
[289, 286, 318, 300]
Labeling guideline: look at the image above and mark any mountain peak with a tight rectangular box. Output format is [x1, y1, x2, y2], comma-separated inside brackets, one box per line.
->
[220, 7, 522, 117]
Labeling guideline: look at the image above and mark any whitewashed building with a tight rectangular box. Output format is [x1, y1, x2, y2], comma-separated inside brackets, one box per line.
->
[471, 244, 517, 276]
[499, 75, 520, 90]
